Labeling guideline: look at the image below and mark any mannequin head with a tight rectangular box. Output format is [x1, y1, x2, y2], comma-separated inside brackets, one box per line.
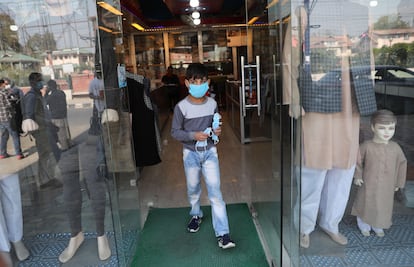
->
[370, 109, 396, 144]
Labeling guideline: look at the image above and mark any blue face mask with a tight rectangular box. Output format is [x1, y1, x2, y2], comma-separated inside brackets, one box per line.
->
[189, 82, 209, 98]
[34, 81, 43, 90]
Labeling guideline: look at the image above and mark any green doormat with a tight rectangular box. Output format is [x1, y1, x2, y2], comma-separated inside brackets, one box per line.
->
[131, 203, 268, 267]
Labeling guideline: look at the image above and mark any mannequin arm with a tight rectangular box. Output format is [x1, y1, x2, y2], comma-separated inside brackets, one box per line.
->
[101, 109, 119, 124]
[22, 119, 39, 133]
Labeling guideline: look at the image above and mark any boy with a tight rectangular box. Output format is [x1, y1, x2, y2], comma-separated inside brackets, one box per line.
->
[171, 63, 235, 249]
[351, 109, 407, 237]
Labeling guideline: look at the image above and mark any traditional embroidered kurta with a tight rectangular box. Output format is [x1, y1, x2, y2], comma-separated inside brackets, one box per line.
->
[351, 140, 407, 228]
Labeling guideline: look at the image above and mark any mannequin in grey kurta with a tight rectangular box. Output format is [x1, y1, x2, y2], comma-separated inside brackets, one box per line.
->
[352, 110, 406, 236]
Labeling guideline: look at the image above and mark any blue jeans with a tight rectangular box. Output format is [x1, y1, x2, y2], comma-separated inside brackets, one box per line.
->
[183, 147, 230, 237]
[0, 121, 21, 156]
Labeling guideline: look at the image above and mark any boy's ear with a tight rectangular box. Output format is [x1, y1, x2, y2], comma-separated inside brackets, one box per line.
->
[184, 79, 190, 88]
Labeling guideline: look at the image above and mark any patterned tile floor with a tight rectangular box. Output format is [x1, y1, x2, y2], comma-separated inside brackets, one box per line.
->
[11, 112, 414, 266]
[17, 230, 138, 267]
[300, 214, 414, 267]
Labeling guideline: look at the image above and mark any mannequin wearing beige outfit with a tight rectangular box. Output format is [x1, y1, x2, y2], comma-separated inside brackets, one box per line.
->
[283, 3, 376, 248]
[352, 110, 407, 237]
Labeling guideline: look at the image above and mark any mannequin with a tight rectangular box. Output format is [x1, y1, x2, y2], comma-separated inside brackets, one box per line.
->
[0, 173, 30, 265]
[282, 2, 377, 248]
[351, 109, 407, 237]
[58, 77, 111, 263]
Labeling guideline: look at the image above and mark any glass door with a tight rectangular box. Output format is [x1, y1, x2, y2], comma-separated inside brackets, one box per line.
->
[245, 1, 300, 266]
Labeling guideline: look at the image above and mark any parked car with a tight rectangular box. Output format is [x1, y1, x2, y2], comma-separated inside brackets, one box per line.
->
[315, 65, 414, 114]
[373, 65, 414, 114]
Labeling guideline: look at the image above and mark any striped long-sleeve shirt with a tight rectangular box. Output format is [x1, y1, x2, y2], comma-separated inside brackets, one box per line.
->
[171, 96, 218, 152]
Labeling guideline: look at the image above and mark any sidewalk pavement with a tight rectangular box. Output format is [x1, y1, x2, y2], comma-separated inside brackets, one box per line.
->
[67, 96, 93, 109]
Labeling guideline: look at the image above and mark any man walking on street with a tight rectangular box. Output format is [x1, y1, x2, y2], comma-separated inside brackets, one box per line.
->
[0, 79, 24, 160]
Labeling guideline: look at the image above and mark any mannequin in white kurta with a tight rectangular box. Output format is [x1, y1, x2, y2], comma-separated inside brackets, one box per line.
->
[352, 110, 407, 237]
[0, 173, 30, 264]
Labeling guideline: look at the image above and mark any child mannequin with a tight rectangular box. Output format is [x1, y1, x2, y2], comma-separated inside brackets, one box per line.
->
[351, 109, 407, 237]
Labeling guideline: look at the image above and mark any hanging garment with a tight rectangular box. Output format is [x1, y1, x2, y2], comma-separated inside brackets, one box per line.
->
[126, 72, 162, 167]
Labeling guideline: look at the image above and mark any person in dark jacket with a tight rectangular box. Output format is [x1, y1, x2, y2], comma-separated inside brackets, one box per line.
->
[45, 80, 72, 150]
[22, 72, 61, 189]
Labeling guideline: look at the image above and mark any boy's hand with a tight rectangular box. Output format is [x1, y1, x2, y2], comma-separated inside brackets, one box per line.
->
[213, 126, 222, 136]
[194, 131, 209, 141]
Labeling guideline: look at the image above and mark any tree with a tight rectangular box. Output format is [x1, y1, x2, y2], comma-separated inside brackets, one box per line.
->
[25, 31, 57, 54]
[373, 14, 410, 30]
[374, 42, 413, 67]
[0, 13, 22, 52]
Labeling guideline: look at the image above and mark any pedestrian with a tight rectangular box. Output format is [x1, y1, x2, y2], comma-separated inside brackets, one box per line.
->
[352, 109, 407, 237]
[3, 78, 24, 135]
[161, 66, 180, 110]
[45, 79, 72, 150]
[21, 72, 61, 189]
[0, 79, 24, 160]
[171, 63, 235, 249]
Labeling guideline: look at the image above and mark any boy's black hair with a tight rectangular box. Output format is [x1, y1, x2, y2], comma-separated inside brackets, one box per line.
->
[185, 63, 208, 80]
[28, 72, 43, 86]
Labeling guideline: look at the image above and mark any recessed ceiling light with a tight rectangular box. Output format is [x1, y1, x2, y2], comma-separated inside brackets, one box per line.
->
[193, 18, 201, 25]
[190, 0, 199, 8]
[191, 11, 200, 19]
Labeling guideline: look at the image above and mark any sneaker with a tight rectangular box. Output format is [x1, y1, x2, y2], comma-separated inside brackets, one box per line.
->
[0, 154, 9, 159]
[16, 154, 24, 160]
[187, 216, 202, 233]
[217, 234, 236, 249]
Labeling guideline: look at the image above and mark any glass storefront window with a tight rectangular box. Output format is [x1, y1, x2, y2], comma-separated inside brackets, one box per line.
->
[285, 0, 414, 266]
[202, 30, 232, 74]
[134, 33, 165, 80]
[168, 31, 197, 70]
[0, 1, 139, 266]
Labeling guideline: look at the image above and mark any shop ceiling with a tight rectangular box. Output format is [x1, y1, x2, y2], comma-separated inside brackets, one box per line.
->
[121, 0, 267, 32]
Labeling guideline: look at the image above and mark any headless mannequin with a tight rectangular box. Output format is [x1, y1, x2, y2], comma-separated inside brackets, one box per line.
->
[352, 110, 407, 237]
[59, 79, 113, 263]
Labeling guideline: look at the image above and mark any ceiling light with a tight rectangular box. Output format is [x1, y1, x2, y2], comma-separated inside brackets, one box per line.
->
[97, 1, 123, 16]
[99, 26, 113, 33]
[248, 17, 259, 25]
[131, 23, 145, 31]
[9, 25, 18, 31]
[193, 18, 201, 25]
[190, 0, 199, 8]
[191, 11, 200, 19]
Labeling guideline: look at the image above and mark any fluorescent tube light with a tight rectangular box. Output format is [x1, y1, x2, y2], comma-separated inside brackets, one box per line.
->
[99, 26, 113, 33]
[248, 17, 259, 25]
[131, 23, 145, 31]
[97, 1, 123, 16]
